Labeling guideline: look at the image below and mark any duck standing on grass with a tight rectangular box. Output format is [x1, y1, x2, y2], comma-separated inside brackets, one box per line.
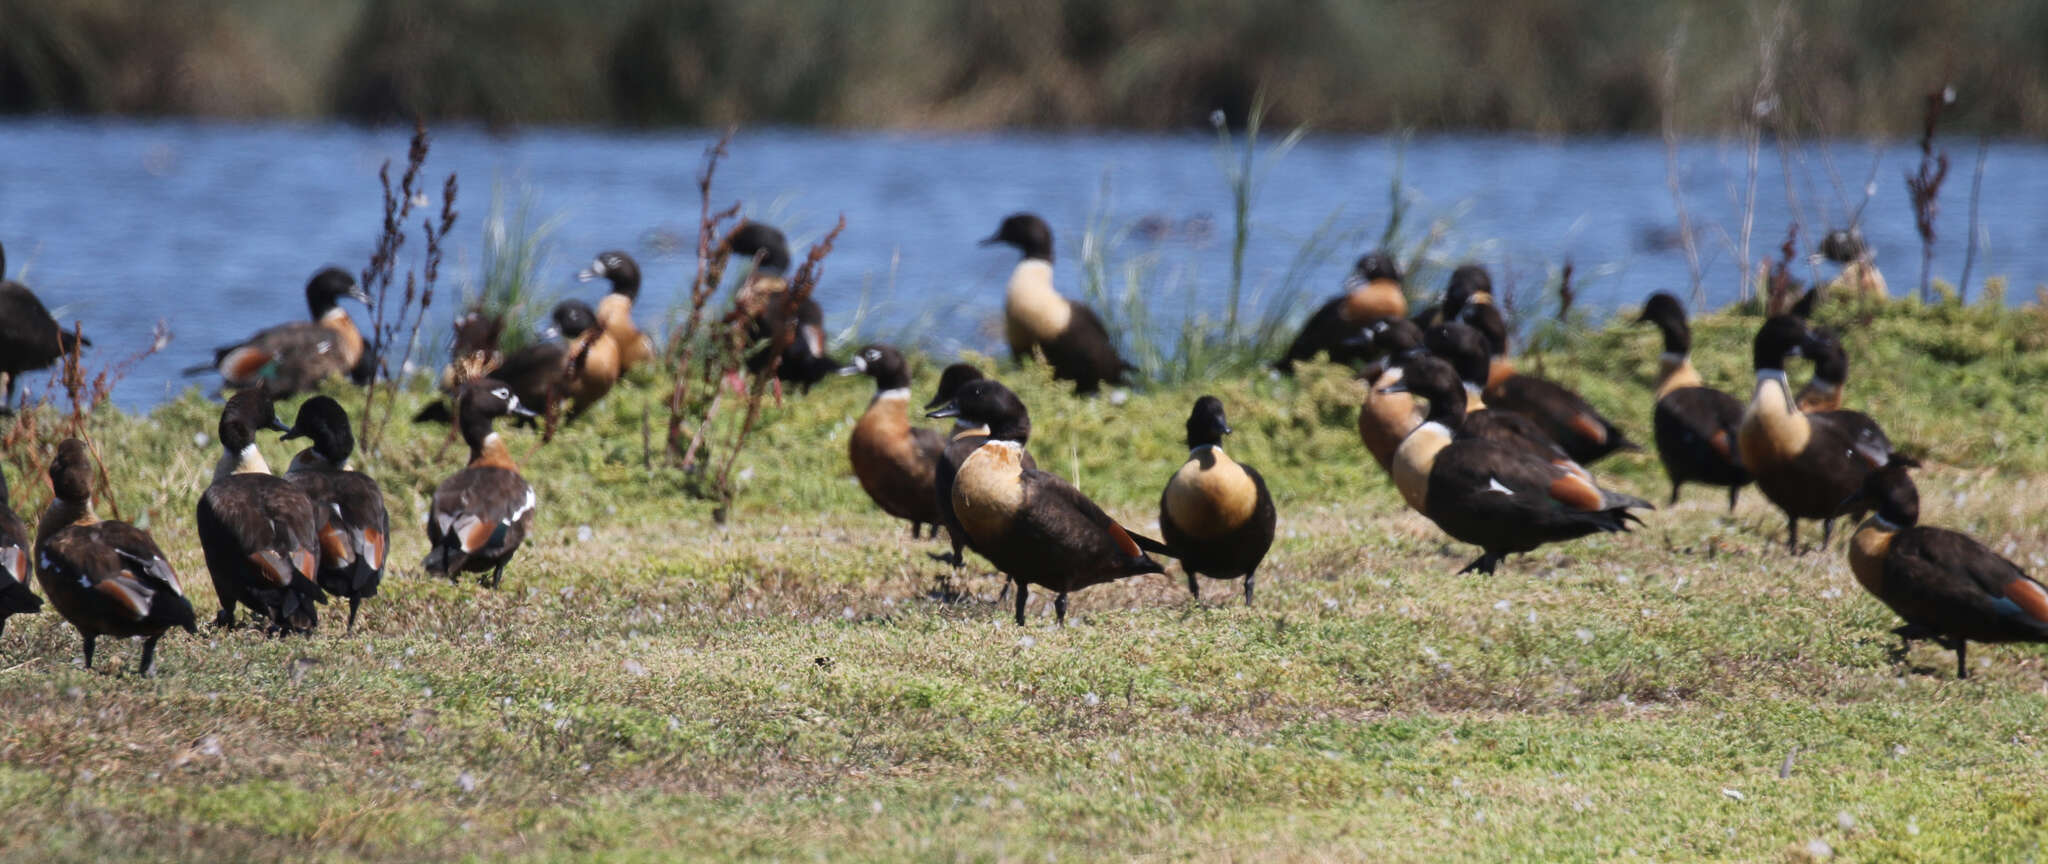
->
[1277, 252, 1406, 373]
[282, 396, 388, 634]
[1158, 397, 1275, 605]
[726, 222, 840, 394]
[1423, 322, 1589, 479]
[1844, 456, 2048, 679]
[1634, 292, 1749, 508]
[578, 250, 657, 373]
[1383, 356, 1651, 575]
[0, 461, 44, 638]
[983, 213, 1134, 394]
[36, 439, 196, 673]
[927, 366, 1039, 574]
[841, 345, 947, 539]
[1462, 302, 1639, 464]
[189, 267, 374, 395]
[415, 299, 617, 426]
[196, 390, 325, 632]
[0, 240, 91, 410]
[424, 379, 538, 588]
[928, 380, 1167, 624]
[1738, 316, 1895, 553]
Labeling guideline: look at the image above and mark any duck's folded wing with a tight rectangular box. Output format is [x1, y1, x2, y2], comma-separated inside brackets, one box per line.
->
[1898, 528, 2048, 630]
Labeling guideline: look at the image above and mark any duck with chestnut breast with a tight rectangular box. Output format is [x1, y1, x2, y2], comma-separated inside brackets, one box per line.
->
[1634, 292, 1750, 509]
[281, 396, 388, 634]
[726, 222, 841, 393]
[1408, 263, 1493, 330]
[416, 300, 616, 426]
[187, 268, 373, 395]
[0, 461, 44, 638]
[0, 240, 91, 409]
[1158, 397, 1275, 605]
[928, 380, 1167, 624]
[1738, 316, 1895, 553]
[578, 250, 657, 373]
[424, 380, 539, 588]
[984, 213, 1134, 394]
[841, 345, 947, 539]
[1384, 356, 1651, 575]
[1423, 322, 1591, 481]
[1797, 327, 1849, 412]
[36, 439, 196, 673]
[1344, 317, 1427, 472]
[929, 374, 1039, 570]
[196, 390, 325, 633]
[1461, 303, 1639, 464]
[1844, 456, 2048, 679]
[1277, 252, 1407, 373]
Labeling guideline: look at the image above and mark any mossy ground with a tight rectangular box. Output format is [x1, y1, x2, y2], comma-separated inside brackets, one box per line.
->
[3, 297, 2048, 862]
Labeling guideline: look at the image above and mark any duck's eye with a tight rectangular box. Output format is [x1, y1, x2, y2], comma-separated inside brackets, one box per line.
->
[491, 387, 510, 401]
[865, 349, 880, 360]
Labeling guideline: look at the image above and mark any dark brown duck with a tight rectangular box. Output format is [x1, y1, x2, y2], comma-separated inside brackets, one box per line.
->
[1460, 303, 1639, 464]
[36, 439, 196, 673]
[0, 240, 91, 410]
[841, 345, 947, 538]
[195, 390, 325, 632]
[726, 223, 841, 392]
[1158, 397, 1275, 604]
[984, 213, 1134, 394]
[578, 250, 656, 373]
[1738, 315, 1895, 552]
[1634, 292, 1750, 508]
[1277, 252, 1407, 373]
[188, 268, 373, 395]
[282, 396, 389, 633]
[0, 460, 44, 638]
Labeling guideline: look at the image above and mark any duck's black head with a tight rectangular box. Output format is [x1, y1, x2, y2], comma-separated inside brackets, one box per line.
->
[1383, 355, 1466, 427]
[926, 363, 985, 410]
[981, 213, 1054, 262]
[1821, 229, 1866, 264]
[927, 379, 1031, 442]
[1442, 264, 1492, 317]
[283, 395, 355, 464]
[578, 251, 642, 299]
[1633, 292, 1691, 355]
[1351, 251, 1401, 285]
[306, 267, 371, 319]
[1457, 303, 1510, 357]
[1346, 316, 1427, 363]
[455, 377, 536, 446]
[1856, 454, 1922, 528]
[1808, 327, 1848, 385]
[548, 299, 599, 340]
[1184, 395, 1232, 448]
[49, 439, 94, 502]
[1752, 315, 1810, 373]
[727, 222, 792, 275]
[1424, 322, 1493, 389]
[840, 344, 911, 391]
[220, 389, 287, 453]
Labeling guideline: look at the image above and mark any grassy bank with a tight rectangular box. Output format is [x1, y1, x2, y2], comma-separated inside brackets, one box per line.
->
[3, 296, 2048, 860]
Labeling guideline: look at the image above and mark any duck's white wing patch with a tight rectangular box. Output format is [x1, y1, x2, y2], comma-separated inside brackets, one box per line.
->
[1484, 477, 1514, 496]
[509, 485, 537, 522]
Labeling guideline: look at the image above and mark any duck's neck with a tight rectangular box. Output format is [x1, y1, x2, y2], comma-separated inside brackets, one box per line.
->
[213, 443, 271, 484]
[1849, 514, 1901, 597]
[1486, 356, 1514, 389]
[1391, 420, 1455, 513]
[469, 431, 517, 470]
[1655, 352, 1705, 398]
[868, 386, 911, 405]
[38, 496, 94, 536]
[286, 448, 343, 475]
[1462, 383, 1489, 412]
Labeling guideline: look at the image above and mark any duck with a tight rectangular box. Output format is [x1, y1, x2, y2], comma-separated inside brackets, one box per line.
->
[0, 461, 44, 638]
[1158, 397, 1275, 604]
[927, 379, 1166, 623]
[925, 363, 989, 436]
[1634, 292, 1750, 508]
[1408, 263, 1493, 329]
[726, 222, 840, 393]
[195, 390, 325, 632]
[840, 345, 947, 539]
[0, 240, 91, 409]
[439, 310, 505, 394]
[189, 267, 374, 395]
[281, 396, 388, 633]
[1462, 302, 1639, 464]
[983, 213, 1135, 394]
[1738, 315, 1895, 552]
[415, 299, 615, 426]
[1382, 356, 1651, 574]
[1844, 455, 2048, 679]
[930, 374, 1039, 570]
[1277, 252, 1407, 373]
[1797, 327, 1849, 412]
[1422, 322, 1590, 479]
[424, 379, 539, 588]
[1345, 317, 1426, 471]
[577, 250, 657, 373]
[35, 439, 197, 673]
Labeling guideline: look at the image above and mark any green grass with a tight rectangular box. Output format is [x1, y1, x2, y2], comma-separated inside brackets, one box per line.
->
[4, 296, 2048, 861]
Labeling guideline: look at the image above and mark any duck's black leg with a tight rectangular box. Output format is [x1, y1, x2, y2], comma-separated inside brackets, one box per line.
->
[138, 635, 161, 676]
[1013, 582, 1029, 626]
[1457, 553, 1500, 575]
[1668, 481, 1682, 507]
[1054, 592, 1069, 625]
[997, 575, 1011, 603]
[347, 597, 362, 635]
[81, 633, 96, 671]
[907, 521, 919, 539]
[1821, 518, 1836, 549]
[212, 602, 236, 630]
[487, 563, 506, 590]
[1786, 516, 1800, 554]
[1186, 571, 1200, 601]
[1955, 640, 1970, 680]
[1727, 486, 1740, 512]
[1243, 570, 1256, 606]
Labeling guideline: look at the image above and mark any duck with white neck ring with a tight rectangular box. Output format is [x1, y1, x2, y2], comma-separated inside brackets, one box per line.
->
[983, 213, 1134, 395]
[194, 389, 325, 632]
[1737, 315, 1895, 553]
[424, 379, 539, 589]
[841, 345, 948, 539]
[1158, 397, 1275, 605]
[1633, 292, 1750, 509]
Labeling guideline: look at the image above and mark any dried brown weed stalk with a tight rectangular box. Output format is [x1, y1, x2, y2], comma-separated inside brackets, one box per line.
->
[356, 120, 458, 460]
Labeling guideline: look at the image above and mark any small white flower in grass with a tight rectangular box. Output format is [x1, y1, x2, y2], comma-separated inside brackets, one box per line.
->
[737, 467, 754, 483]
[1907, 817, 1919, 836]
[1016, 635, 1035, 649]
[842, 607, 856, 619]
[1082, 692, 1100, 707]
[623, 659, 647, 677]
[422, 687, 433, 698]
[1836, 811, 1855, 831]
[458, 771, 478, 794]
[193, 432, 209, 448]
[1322, 597, 1338, 610]
[1820, 587, 1842, 600]
[870, 799, 884, 815]
[1806, 838, 1833, 859]
[1575, 629, 1594, 644]
[1108, 389, 1129, 406]
[1493, 599, 1511, 612]
[1721, 788, 1744, 801]
[1526, 610, 1538, 625]
[577, 525, 593, 542]
[1421, 646, 1440, 661]
[1616, 574, 1630, 585]
[1893, 744, 1908, 757]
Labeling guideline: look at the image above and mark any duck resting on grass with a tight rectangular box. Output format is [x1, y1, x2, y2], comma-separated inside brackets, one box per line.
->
[0, 240, 91, 411]
[1276, 251, 1407, 373]
[983, 213, 1134, 395]
[195, 390, 325, 633]
[188, 267, 373, 395]
[424, 379, 539, 589]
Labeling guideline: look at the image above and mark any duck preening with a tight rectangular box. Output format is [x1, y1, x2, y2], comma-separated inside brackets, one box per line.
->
[1422, 322, 1588, 479]
[1347, 317, 1426, 471]
[1384, 356, 1651, 575]
[842, 345, 947, 539]
[195, 390, 325, 632]
[1158, 397, 1275, 604]
[416, 299, 617, 426]
[0, 461, 44, 638]
[1278, 252, 1407, 373]
[928, 379, 1166, 624]
[984, 213, 1135, 394]
[1845, 456, 2048, 679]
[35, 439, 196, 673]
[424, 379, 538, 588]
[727, 222, 840, 393]
[1409, 263, 1493, 330]
[578, 250, 657, 373]
[1634, 292, 1750, 508]
[1739, 315, 1895, 553]
[282, 396, 388, 633]
[189, 267, 373, 395]
[1463, 302, 1639, 464]
[1797, 328, 1848, 412]
[0, 240, 91, 410]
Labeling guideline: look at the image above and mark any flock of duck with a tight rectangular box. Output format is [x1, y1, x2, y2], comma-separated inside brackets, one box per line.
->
[0, 213, 2044, 682]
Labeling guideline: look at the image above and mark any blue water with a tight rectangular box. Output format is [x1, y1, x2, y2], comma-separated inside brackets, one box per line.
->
[3, 118, 2044, 410]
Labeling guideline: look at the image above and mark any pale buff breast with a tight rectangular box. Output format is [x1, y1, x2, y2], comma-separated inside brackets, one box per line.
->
[1848, 520, 1895, 598]
[1655, 356, 1706, 399]
[597, 293, 654, 369]
[953, 441, 1026, 542]
[1739, 374, 1811, 472]
[1359, 366, 1421, 472]
[1004, 260, 1071, 349]
[1391, 422, 1452, 513]
[569, 331, 621, 400]
[1165, 448, 1258, 538]
[1340, 279, 1408, 323]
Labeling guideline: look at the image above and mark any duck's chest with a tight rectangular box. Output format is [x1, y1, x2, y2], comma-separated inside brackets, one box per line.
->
[850, 394, 918, 471]
[1004, 261, 1070, 342]
[1848, 522, 1895, 599]
[1340, 280, 1406, 323]
[1165, 450, 1256, 538]
[1391, 422, 1452, 513]
[952, 442, 1026, 540]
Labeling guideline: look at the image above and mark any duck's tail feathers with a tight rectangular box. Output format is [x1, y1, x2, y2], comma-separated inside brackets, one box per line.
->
[412, 401, 455, 424]
[0, 581, 42, 615]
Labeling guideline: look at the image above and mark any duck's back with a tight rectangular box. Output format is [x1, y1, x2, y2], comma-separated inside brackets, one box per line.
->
[1886, 526, 2048, 643]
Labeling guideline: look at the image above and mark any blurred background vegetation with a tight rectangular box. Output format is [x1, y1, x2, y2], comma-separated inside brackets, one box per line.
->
[0, 0, 2043, 133]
